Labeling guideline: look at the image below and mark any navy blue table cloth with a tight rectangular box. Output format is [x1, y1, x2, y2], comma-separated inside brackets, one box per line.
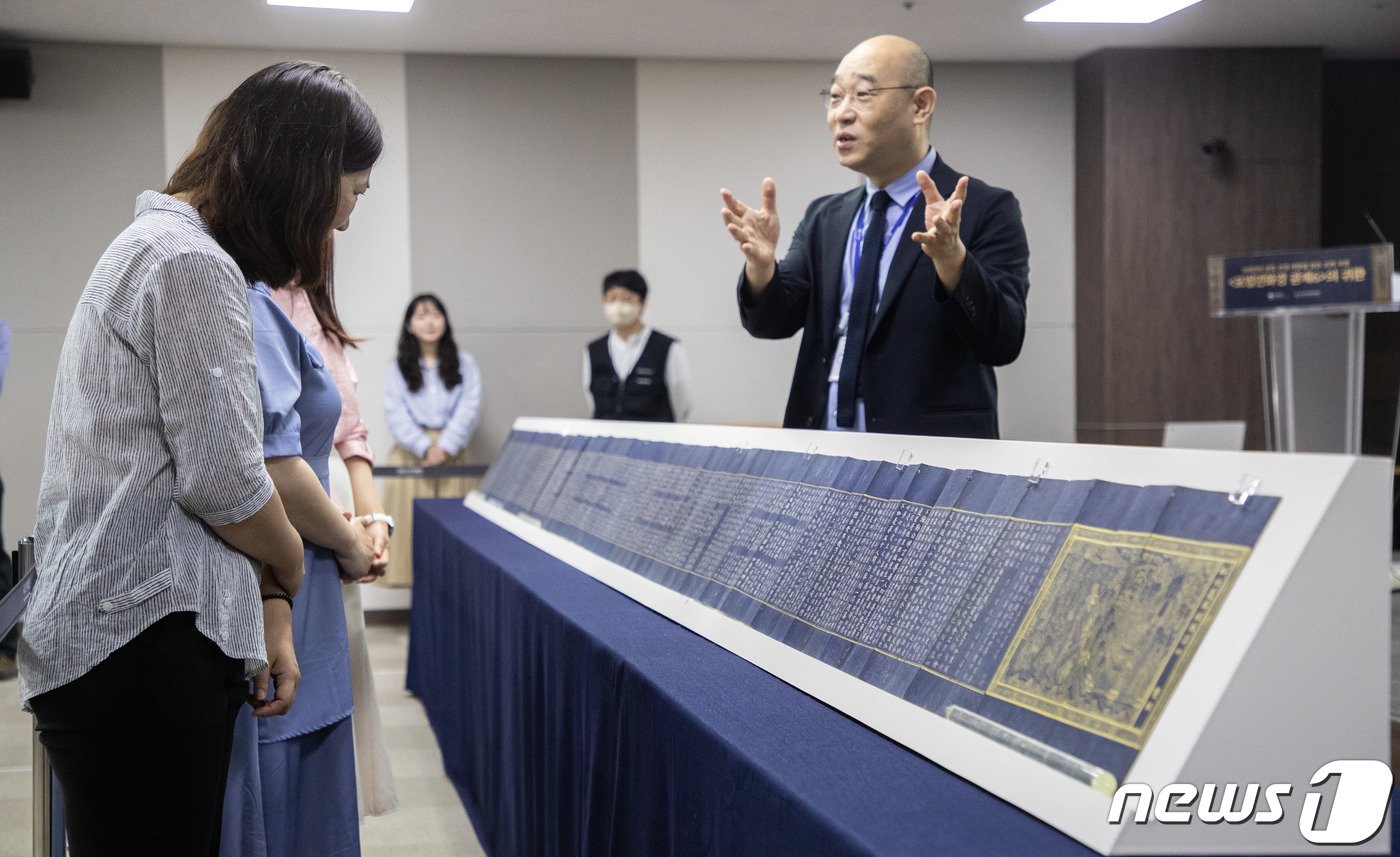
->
[405, 499, 1394, 857]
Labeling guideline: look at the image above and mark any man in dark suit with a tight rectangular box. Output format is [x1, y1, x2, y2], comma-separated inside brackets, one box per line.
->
[721, 35, 1029, 438]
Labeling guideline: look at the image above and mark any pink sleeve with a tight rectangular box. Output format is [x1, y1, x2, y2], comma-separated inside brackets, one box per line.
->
[280, 286, 375, 464]
[330, 352, 374, 465]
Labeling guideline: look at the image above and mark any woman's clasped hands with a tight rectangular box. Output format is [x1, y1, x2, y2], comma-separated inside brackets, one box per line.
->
[335, 511, 387, 583]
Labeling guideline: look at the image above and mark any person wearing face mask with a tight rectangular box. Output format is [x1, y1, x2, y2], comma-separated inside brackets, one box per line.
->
[380, 293, 482, 588]
[583, 269, 693, 422]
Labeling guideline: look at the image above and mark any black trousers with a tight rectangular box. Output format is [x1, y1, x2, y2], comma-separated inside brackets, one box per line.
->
[30, 611, 247, 857]
[1, 476, 16, 658]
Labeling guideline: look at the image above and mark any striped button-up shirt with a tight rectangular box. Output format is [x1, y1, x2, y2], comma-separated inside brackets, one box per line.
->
[19, 192, 275, 703]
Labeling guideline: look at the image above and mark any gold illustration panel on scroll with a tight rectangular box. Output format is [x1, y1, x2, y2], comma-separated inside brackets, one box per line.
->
[987, 525, 1253, 748]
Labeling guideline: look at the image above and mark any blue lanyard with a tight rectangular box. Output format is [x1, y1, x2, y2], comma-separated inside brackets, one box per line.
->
[852, 193, 908, 273]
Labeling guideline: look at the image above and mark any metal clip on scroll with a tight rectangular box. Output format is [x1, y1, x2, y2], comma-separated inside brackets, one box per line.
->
[1028, 459, 1050, 486]
[1228, 474, 1259, 506]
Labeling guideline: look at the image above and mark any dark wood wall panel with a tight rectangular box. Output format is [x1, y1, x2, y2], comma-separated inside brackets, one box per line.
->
[1076, 49, 1323, 448]
[1074, 51, 1107, 434]
[1321, 61, 1400, 459]
[1320, 61, 1400, 547]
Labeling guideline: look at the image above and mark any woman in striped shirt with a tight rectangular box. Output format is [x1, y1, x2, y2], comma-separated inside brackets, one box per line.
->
[20, 61, 381, 857]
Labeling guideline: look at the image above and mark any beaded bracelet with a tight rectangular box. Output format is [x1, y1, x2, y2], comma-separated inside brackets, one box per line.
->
[260, 592, 294, 610]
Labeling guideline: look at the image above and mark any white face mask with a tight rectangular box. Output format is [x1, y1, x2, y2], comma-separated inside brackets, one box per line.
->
[604, 301, 641, 328]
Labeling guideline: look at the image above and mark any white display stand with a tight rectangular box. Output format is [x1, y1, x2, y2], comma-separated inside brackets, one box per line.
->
[467, 417, 1391, 855]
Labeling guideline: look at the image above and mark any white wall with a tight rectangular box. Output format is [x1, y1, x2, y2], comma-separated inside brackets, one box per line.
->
[0, 43, 167, 545]
[636, 60, 842, 428]
[404, 54, 639, 455]
[926, 63, 1076, 443]
[636, 60, 1076, 440]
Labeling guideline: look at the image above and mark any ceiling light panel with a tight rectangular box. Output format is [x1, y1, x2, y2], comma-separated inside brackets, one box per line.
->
[267, 0, 415, 12]
[1024, 0, 1204, 24]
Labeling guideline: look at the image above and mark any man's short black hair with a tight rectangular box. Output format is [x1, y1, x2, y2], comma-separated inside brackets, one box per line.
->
[602, 269, 648, 301]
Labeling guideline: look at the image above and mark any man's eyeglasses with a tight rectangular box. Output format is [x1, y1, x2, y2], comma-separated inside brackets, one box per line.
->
[820, 85, 921, 112]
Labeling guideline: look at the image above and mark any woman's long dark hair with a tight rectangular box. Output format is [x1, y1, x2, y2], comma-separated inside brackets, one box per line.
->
[307, 235, 360, 348]
[397, 294, 462, 392]
[165, 60, 383, 347]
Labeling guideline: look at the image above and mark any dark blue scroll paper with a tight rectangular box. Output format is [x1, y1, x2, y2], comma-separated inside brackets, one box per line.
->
[480, 430, 1279, 781]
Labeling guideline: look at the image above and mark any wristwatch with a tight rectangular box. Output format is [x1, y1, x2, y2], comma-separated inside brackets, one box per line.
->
[363, 513, 395, 537]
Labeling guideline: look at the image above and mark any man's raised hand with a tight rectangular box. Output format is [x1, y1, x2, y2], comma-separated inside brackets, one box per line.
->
[721, 178, 780, 290]
[911, 172, 969, 290]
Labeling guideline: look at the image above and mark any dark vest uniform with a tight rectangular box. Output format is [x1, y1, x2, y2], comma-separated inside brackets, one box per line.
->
[588, 330, 676, 422]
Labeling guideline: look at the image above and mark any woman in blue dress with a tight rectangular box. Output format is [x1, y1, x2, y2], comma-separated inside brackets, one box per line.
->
[219, 70, 382, 857]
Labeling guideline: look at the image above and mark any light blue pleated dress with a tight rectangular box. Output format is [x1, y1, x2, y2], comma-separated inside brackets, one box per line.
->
[220, 282, 359, 857]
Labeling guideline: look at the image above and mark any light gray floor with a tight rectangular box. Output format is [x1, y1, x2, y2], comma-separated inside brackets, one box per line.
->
[0, 622, 485, 857]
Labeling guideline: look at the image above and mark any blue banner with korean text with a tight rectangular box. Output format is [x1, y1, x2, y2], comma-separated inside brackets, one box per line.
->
[1208, 243, 1395, 315]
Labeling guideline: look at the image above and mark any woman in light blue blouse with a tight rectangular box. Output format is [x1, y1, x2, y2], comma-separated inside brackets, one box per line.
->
[214, 62, 382, 857]
[381, 294, 482, 586]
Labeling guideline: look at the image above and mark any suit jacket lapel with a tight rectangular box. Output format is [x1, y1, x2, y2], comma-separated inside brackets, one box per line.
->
[870, 154, 958, 337]
[820, 188, 864, 349]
